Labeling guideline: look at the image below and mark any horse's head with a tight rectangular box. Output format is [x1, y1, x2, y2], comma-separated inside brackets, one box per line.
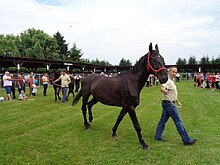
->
[147, 43, 168, 84]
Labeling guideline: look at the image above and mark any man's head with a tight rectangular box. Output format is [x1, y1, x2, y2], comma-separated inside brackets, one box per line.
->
[61, 69, 66, 75]
[5, 71, 9, 76]
[169, 67, 178, 79]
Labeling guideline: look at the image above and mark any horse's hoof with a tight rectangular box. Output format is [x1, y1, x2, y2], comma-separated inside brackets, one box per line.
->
[85, 123, 91, 130]
[112, 133, 117, 138]
[142, 144, 149, 149]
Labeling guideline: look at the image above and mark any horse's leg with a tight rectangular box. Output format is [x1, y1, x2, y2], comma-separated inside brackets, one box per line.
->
[112, 108, 127, 137]
[58, 87, 61, 100]
[72, 89, 75, 97]
[66, 88, 70, 101]
[54, 86, 57, 101]
[87, 97, 98, 123]
[82, 95, 90, 129]
[128, 106, 148, 149]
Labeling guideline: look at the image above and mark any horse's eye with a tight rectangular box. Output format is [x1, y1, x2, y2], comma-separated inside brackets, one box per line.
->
[152, 59, 156, 63]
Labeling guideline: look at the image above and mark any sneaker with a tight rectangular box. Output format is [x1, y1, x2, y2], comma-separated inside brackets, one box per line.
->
[154, 138, 168, 142]
[184, 139, 197, 145]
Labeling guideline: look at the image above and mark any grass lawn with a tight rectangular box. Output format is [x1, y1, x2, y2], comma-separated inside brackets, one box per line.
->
[0, 81, 220, 164]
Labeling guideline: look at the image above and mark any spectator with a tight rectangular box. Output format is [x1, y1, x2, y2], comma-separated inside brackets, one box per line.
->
[200, 72, 204, 88]
[211, 73, 216, 91]
[17, 73, 26, 94]
[29, 75, 34, 97]
[176, 72, 180, 82]
[3, 71, 12, 101]
[216, 73, 220, 90]
[193, 73, 197, 87]
[32, 84, 37, 96]
[42, 72, 49, 96]
[205, 72, 211, 88]
[74, 74, 82, 93]
[196, 73, 201, 87]
[18, 90, 27, 100]
[10, 73, 16, 99]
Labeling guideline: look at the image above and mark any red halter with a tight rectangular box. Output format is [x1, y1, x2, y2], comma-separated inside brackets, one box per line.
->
[147, 52, 166, 75]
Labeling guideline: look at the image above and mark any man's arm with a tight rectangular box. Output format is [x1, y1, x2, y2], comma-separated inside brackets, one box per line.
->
[53, 77, 61, 83]
[67, 76, 71, 85]
[161, 85, 168, 95]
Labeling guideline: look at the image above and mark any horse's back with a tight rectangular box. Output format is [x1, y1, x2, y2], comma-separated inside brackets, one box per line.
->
[80, 74, 101, 95]
[90, 75, 127, 106]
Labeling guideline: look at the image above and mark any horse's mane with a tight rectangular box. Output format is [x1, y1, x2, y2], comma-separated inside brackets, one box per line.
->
[120, 54, 147, 74]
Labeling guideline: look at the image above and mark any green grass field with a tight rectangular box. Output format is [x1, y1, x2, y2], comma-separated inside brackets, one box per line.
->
[0, 81, 220, 164]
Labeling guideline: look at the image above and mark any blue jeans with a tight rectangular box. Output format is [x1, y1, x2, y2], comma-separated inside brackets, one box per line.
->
[43, 84, 48, 96]
[62, 87, 68, 103]
[155, 101, 191, 143]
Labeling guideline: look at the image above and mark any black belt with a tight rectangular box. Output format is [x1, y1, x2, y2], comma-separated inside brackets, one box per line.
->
[162, 100, 175, 104]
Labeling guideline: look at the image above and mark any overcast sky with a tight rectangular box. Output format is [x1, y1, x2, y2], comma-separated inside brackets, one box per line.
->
[1, 0, 220, 65]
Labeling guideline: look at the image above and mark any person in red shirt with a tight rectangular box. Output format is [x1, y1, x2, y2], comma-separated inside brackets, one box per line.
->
[211, 73, 216, 91]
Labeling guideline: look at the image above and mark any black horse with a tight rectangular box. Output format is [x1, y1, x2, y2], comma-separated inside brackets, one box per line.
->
[72, 43, 168, 149]
[67, 75, 75, 100]
[52, 71, 61, 101]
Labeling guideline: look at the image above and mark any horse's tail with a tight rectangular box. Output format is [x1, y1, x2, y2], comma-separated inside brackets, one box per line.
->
[72, 89, 82, 106]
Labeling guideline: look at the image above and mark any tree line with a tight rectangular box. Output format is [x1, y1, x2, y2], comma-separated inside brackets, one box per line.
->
[176, 55, 220, 73]
[0, 28, 132, 67]
[176, 55, 220, 65]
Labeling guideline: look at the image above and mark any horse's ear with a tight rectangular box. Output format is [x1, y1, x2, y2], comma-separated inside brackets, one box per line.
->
[149, 43, 152, 52]
[155, 44, 159, 53]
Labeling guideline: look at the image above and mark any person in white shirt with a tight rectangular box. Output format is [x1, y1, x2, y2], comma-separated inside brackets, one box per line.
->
[18, 90, 27, 100]
[42, 72, 49, 96]
[53, 69, 71, 103]
[3, 71, 12, 101]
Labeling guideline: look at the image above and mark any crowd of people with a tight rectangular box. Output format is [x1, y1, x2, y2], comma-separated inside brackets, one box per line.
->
[193, 72, 220, 91]
[1, 70, 82, 102]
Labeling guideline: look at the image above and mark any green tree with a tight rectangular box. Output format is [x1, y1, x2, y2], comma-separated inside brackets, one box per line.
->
[18, 28, 59, 59]
[176, 58, 187, 65]
[91, 58, 112, 66]
[199, 55, 210, 65]
[54, 31, 68, 59]
[188, 55, 197, 65]
[0, 34, 19, 56]
[214, 55, 220, 64]
[80, 58, 91, 64]
[67, 43, 83, 61]
[119, 58, 132, 66]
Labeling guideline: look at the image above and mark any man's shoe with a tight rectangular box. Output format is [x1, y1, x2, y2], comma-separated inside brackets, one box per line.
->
[154, 138, 167, 142]
[184, 139, 197, 145]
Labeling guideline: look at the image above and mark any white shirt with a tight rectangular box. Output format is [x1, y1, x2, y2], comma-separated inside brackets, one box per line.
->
[3, 75, 12, 87]
[161, 76, 178, 102]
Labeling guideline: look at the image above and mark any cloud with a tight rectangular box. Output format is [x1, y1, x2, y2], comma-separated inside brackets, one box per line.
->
[1, 0, 220, 65]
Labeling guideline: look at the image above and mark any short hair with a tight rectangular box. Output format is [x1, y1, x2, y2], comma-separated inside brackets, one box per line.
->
[61, 69, 66, 73]
[169, 66, 177, 70]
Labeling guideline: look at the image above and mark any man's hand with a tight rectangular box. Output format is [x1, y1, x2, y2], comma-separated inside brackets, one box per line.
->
[176, 100, 182, 108]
